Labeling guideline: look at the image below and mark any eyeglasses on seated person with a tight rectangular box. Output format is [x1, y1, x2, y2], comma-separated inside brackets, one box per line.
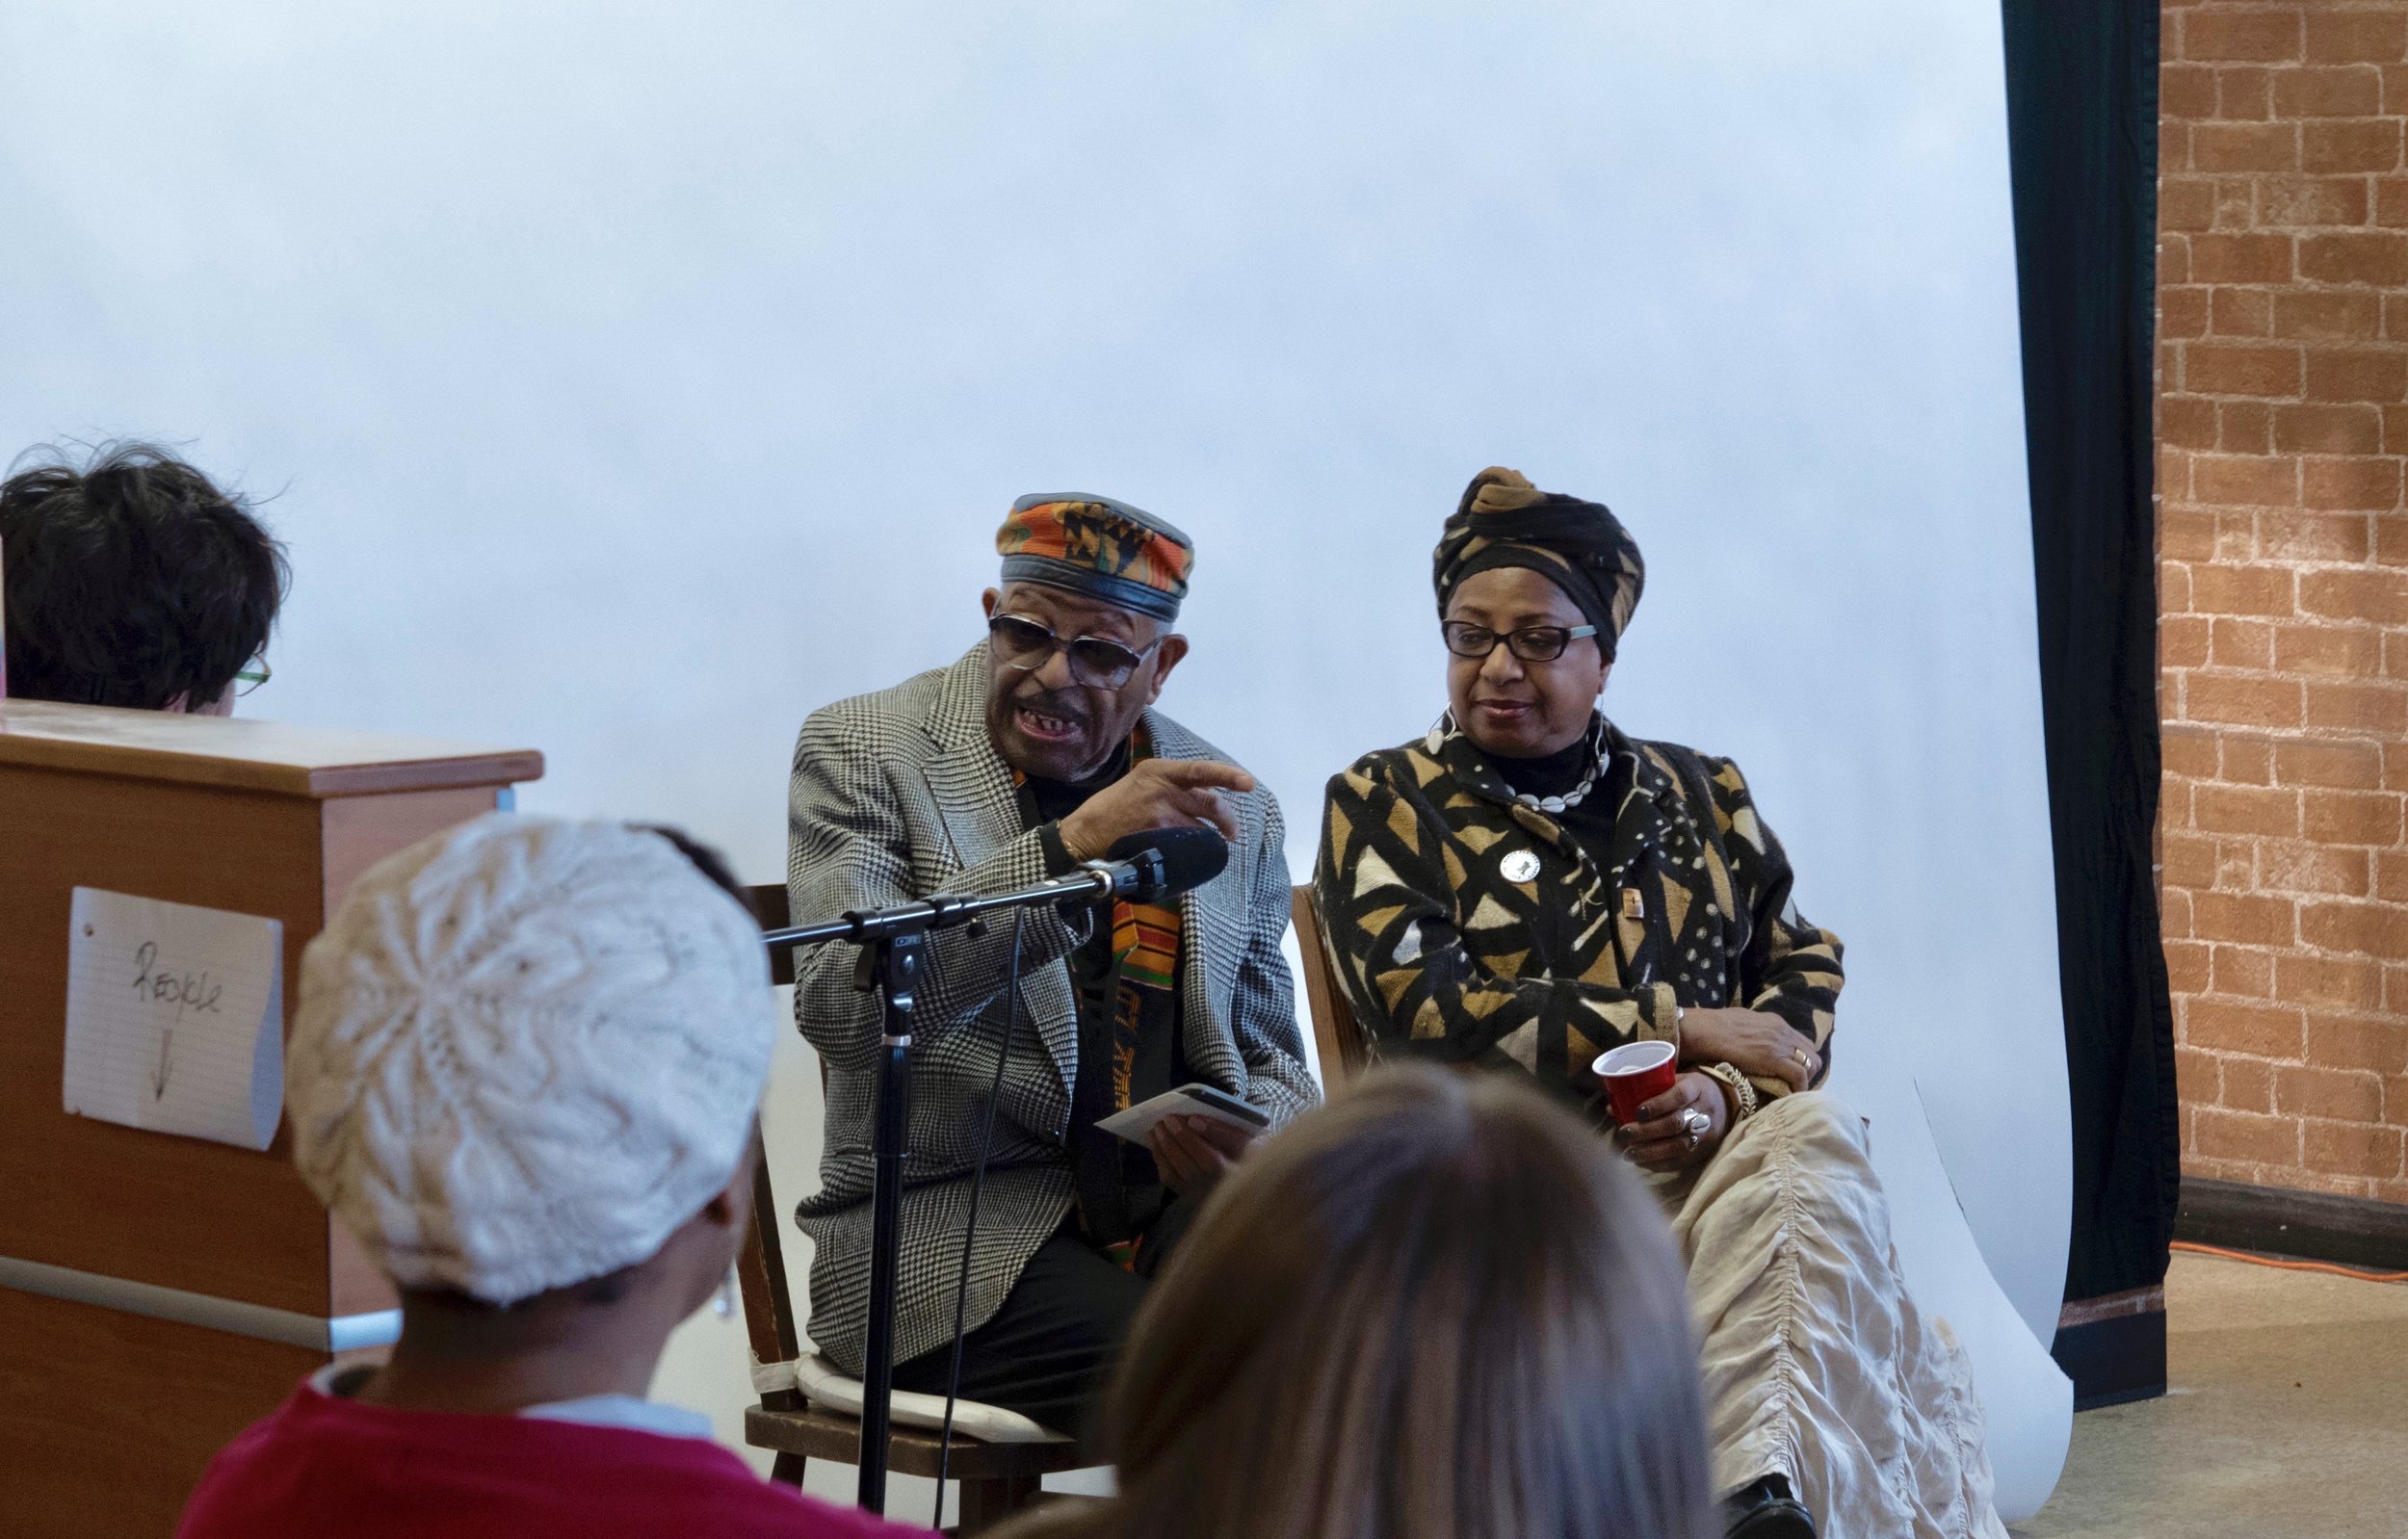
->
[1440, 619, 1600, 663]
[988, 613, 1167, 691]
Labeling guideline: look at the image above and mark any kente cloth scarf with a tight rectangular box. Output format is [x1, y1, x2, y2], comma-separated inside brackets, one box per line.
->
[1011, 728, 1184, 1267]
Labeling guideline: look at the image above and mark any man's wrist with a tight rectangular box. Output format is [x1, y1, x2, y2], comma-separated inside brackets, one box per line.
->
[1055, 813, 1103, 864]
[1035, 821, 1080, 876]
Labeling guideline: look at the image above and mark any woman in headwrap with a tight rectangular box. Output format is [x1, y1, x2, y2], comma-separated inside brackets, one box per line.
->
[1311, 469, 2005, 1539]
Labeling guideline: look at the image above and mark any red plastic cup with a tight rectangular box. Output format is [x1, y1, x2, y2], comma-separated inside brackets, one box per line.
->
[1593, 1039, 1679, 1126]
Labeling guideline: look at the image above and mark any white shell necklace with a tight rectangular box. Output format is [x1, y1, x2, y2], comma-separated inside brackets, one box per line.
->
[1434, 711, 1608, 815]
[1515, 752, 1601, 815]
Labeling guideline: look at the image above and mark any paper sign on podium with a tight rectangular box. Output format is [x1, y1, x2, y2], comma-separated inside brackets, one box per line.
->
[63, 887, 285, 1151]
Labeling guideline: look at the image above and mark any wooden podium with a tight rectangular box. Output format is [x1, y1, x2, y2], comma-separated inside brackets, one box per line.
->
[0, 700, 542, 1538]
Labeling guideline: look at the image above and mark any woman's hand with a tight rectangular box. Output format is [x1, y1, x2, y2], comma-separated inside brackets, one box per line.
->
[1149, 1114, 1258, 1197]
[1677, 1006, 1820, 1091]
[1617, 1072, 1730, 1173]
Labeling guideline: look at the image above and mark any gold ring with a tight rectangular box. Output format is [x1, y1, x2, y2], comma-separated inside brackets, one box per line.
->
[1793, 1048, 1811, 1067]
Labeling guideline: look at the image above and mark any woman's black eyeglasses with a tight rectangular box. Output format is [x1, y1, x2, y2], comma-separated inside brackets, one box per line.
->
[1442, 620, 1599, 664]
[988, 614, 1165, 691]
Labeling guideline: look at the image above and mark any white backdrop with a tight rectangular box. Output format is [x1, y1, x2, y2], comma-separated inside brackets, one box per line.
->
[2, 0, 2071, 1516]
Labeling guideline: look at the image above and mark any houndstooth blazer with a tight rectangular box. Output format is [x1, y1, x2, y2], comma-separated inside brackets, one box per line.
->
[785, 643, 1319, 1375]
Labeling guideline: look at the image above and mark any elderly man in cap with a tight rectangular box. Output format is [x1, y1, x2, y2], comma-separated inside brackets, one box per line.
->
[178, 816, 926, 1539]
[786, 493, 1317, 1439]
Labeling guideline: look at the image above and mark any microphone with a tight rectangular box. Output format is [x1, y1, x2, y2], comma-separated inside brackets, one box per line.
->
[1084, 826, 1229, 903]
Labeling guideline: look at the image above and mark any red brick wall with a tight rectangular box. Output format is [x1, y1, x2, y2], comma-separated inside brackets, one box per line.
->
[2159, 0, 2408, 1202]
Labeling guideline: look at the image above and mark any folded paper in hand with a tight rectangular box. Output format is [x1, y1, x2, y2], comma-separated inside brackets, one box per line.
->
[62, 887, 285, 1151]
[1095, 1083, 1269, 1145]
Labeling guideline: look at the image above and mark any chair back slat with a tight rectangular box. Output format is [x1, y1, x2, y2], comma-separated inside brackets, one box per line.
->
[1290, 885, 1368, 1089]
[747, 883, 796, 987]
[736, 883, 805, 1373]
[738, 1123, 803, 1372]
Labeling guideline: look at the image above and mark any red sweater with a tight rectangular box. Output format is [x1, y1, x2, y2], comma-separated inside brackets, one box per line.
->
[177, 1382, 930, 1539]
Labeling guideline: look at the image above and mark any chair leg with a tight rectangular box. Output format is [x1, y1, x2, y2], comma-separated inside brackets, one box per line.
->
[769, 1451, 807, 1488]
[955, 1474, 1043, 1534]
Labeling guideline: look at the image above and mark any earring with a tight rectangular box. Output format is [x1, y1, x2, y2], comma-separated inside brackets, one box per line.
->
[712, 1267, 738, 1318]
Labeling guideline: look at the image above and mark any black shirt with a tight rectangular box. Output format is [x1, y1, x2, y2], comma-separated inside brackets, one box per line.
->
[1489, 722, 1626, 850]
[1019, 752, 1184, 1251]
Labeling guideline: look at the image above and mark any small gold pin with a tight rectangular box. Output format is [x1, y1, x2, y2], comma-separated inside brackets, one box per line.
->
[1621, 888, 1644, 921]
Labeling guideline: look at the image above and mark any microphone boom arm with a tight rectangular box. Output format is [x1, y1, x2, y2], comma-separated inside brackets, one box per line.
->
[759, 862, 1123, 952]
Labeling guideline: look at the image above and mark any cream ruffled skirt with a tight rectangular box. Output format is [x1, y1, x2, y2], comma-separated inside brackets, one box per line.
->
[1656, 1092, 2008, 1539]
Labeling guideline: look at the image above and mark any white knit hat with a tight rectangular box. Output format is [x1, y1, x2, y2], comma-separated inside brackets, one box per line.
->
[288, 814, 774, 1305]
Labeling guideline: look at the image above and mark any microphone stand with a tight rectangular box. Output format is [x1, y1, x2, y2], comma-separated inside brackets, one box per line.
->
[762, 854, 1163, 1515]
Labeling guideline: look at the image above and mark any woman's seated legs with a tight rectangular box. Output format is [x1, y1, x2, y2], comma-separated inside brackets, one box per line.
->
[1664, 1093, 2005, 1539]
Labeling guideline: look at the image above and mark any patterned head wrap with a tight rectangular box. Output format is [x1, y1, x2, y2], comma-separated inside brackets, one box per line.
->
[1432, 467, 1644, 660]
[997, 493, 1193, 623]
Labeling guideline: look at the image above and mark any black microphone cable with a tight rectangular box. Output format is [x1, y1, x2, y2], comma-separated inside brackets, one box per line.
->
[930, 907, 1027, 1529]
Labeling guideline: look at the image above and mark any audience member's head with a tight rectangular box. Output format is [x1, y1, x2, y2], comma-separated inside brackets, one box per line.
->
[0, 441, 287, 712]
[1003, 1064, 1717, 1539]
[286, 814, 774, 1403]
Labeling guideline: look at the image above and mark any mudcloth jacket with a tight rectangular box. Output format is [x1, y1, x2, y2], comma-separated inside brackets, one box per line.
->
[1313, 717, 1843, 1106]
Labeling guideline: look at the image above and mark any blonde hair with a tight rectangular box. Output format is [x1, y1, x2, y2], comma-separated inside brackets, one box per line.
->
[999, 1064, 1715, 1539]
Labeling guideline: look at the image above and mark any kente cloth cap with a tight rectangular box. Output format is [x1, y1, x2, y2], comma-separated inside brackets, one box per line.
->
[287, 814, 775, 1306]
[1431, 467, 1645, 659]
[997, 493, 1193, 622]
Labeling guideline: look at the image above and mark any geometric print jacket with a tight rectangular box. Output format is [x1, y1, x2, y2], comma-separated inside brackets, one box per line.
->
[1312, 716, 1844, 1108]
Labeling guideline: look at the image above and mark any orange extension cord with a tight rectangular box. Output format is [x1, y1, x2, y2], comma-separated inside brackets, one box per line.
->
[2171, 1239, 2408, 1285]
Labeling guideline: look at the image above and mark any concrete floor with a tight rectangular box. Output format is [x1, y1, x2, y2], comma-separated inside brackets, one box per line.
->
[2015, 1251, 2408, 1539]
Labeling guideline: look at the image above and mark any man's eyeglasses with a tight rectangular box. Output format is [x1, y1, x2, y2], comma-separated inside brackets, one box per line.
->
[1442, 620, 1599, 664]
[233, 658, 272, 696]
[988, 614, 1165, 691]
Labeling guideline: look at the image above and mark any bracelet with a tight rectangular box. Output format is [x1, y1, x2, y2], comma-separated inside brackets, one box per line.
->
[1697, 1061, 1758, 1124]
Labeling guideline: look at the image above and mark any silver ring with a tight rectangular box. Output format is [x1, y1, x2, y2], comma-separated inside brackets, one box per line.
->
[1680, 1108, 1710, 1136]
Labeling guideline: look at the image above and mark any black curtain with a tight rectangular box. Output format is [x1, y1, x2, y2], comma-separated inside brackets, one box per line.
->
[1999, 0, 2179, 1312]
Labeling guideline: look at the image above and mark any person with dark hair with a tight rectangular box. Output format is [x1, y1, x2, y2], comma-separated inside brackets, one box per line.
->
[1312, 469, 2005, 1539]
[176, 816, 928, 1539]
[991, 1063, 1719, 1539]
[0, 441, 288, 712]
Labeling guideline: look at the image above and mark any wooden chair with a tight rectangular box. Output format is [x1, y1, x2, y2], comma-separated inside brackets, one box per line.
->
[1290, 885, 1369, 1091]
[751, 882, 798, 987]
[731, 885, 1362, 1526]
[737, 884, 1086, 1532]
